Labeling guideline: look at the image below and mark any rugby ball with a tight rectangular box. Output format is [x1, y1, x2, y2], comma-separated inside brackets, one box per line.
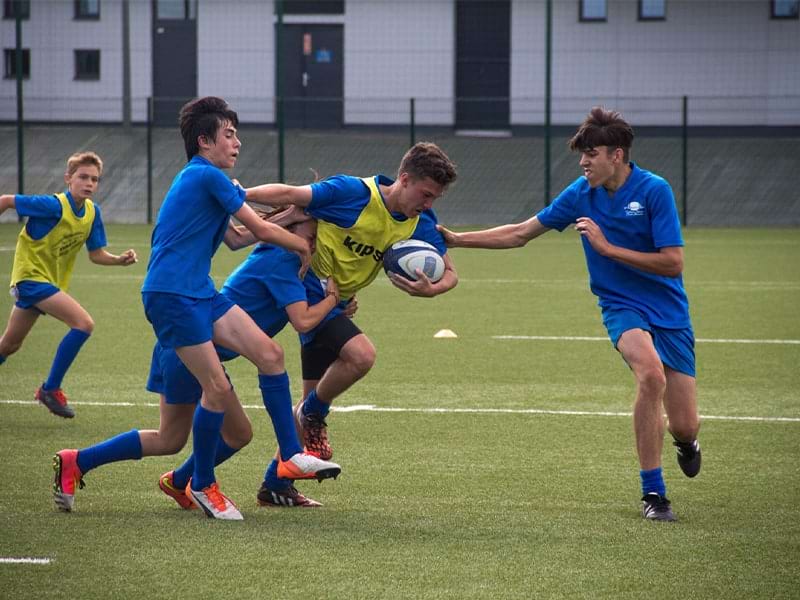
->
[383, 240, 445, 282]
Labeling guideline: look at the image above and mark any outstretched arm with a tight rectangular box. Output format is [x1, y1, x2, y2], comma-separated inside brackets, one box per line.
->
[88, 248, 138, 266]
[575, 217, 684, 277]
[234, 203, 311, 276]
[437, 216, 549, 249]
[244, 183, 313, 209]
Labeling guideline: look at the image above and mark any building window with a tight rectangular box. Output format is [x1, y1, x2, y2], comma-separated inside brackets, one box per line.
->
[639, 0, 665, 20]
[155, 0, 196, 20]
[580, 0, 607, 22]
[280, 0, 344, 14]
[3, 48, 29, 79]
[75, 49, 100, 80]
[771, 0, 799, 18]
[3, 0, 30, 19]
[75, 0, 100, 20]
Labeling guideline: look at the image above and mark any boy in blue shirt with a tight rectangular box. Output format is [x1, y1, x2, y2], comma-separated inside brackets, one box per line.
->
[0, 151, 137, 418]
[52, 97, 339, 520]
[243, 142, 460, 469]
[438, 108, 701, 522]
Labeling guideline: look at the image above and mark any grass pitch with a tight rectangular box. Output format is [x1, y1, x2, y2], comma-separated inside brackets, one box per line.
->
[0, 225, 798, 599]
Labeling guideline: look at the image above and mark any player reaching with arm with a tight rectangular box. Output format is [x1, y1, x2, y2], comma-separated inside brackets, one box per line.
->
[51, 97, 339, 520]
[0, 152, 137, 419]
[437, 107, 700, 522]
[244, 142, 458, 477]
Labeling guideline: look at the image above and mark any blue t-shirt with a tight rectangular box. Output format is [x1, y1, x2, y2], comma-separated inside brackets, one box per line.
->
[142, 155, 245, 298]
[536, 162, 690, 328]
[15, 191, 107, 250]
[220, 243, 309, 339]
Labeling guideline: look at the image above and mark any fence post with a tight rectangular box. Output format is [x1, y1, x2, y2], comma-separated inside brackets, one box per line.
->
[15, 4, 24, 221]
[276, 0, 285, 183]
[682, 95, 688, 227]
[409, 97, 416, 148]
[544, 0, 552, 207]
[147, 96, 153, 224]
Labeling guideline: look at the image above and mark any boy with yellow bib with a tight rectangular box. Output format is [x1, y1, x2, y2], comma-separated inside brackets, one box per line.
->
[244, 142, 459, 498]
[0, 152, 137, 418]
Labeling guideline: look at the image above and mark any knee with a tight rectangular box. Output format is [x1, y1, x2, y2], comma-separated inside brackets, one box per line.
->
[75, 316, 94, 335]
[349, 345, 376, 377]
[255, 342, 285, 372]
[670, 416, 701, 441]
[224, 421, 253, 450]
[637, 367, 667, 398]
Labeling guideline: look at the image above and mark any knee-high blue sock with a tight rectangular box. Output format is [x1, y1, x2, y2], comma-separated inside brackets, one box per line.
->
[190, 405, 224, 491]
[0, 354, 6, 365]
[76, 430, 143, 474]
[259, 372, 302, 460]
[172, 437, 239, 490]
[263, 458, 292, 491]
[302, 388, 330, 418]
[640, 466, 667, 497]
[44, 329, 91, 390]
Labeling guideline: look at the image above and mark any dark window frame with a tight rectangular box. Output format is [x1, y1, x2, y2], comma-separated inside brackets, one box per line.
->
[74, 0, 100, 20]
[74, 48, 101, 81]
[3, 47, 30, 79]
[579, 0, 607, 22]
[3, 0, 30, 20]
[638, 0, 666, 21]
[280, 0, 344, 15]
[771, 0, 799, 18]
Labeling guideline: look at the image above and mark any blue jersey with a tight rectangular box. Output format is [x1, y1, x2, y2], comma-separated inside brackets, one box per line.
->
[220, 243, 309, 339]
[537, 162, 690, 329]
[142, 155, 245, 298]
[15, 191, 107, 250]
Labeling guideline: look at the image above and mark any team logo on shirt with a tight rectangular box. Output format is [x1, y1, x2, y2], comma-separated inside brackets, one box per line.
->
[342, 235, 385, 262]
[624, 201, 645, 216]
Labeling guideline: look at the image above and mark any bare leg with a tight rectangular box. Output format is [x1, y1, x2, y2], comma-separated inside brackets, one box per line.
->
[313, 334, 376, 403]
[663, 367, 700, 443]
[0, 305, 40, 358]
[617, 329, 667, 471]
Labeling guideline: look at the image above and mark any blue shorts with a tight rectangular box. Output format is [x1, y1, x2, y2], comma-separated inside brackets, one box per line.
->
[603, 307, 696, 377]
[146, 342, 234, 405]
[142, 291, 234, 349]
[11, 280, 60, 311]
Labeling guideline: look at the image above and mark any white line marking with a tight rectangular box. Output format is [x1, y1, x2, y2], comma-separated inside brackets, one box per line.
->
[0, 558, 51, 565]
[2, 399, 798, 423]
[492, 335, 800, 345]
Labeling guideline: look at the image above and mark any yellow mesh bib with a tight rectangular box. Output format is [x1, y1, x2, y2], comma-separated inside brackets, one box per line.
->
[311, 176, 419, 299]
[10, 193, 96, 292]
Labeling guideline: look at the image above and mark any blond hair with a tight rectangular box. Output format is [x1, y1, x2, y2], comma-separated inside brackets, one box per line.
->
[66, 151, 103, 176]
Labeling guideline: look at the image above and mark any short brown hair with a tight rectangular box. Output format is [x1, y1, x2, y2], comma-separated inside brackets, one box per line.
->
[569, 107, 634, 162]
[66, 151, 103, 176]
[398, 142, 458, 188]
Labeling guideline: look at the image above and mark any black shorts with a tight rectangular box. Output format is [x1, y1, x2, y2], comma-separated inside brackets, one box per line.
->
[301, 314, 363, 380]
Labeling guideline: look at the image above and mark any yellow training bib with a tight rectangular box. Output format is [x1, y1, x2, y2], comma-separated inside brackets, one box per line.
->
[10, 193, 96, 292]
[311, 176, 418, 300]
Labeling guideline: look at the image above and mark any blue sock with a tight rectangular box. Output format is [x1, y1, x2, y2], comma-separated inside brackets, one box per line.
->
[640, 466, 667, 497]
[190, 405, 224, 491]
[0, 354, 6, 365]
[76, 429, 143, 474]
[302, 388, 330, 418]
[172, 437, 240, 490]
[43, 329, 91, 390]
[259, 372, 303, 460]
[263, 458, 291, 491]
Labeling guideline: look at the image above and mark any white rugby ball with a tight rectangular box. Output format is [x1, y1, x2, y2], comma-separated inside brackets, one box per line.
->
[383, 240, 445, 283]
